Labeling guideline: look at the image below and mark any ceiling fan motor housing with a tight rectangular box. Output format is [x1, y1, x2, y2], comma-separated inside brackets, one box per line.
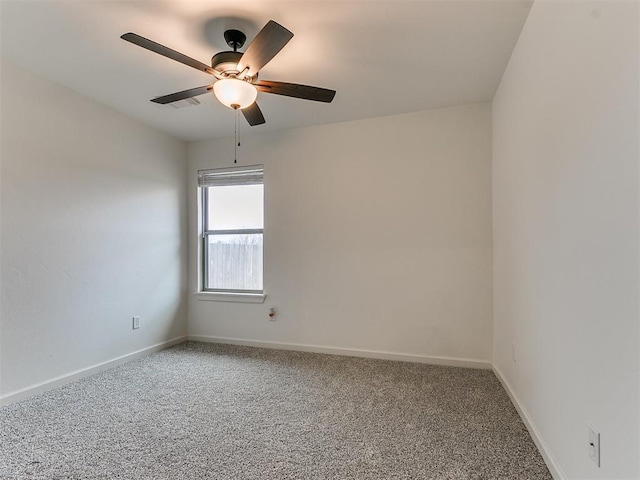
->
[211, 51, 258, 83]
[211, 29, 258, 79]
[211, 51, 243, 76]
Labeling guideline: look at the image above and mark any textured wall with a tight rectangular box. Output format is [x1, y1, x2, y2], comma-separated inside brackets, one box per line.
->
[492, 1, 639, 478]
[0, 59, 188, 397]
[188, 103, 493, 363]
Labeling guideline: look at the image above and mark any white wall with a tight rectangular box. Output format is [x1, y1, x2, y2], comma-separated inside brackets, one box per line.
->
[0, 59, 188, 399]
[188, 103, 493, 364]
[492, 1, 639, 479]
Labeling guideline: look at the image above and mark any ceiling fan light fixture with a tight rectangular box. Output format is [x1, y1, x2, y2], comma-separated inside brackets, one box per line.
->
[213, 78, 257, 109]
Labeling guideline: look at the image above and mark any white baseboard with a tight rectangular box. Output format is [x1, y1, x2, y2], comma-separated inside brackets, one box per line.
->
[492, 365, 567, 480]
[187, 335, 492, 369]
[0, 335, 187, 406]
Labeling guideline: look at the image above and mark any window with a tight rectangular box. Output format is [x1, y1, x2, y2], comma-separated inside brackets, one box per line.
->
[199, 166, 264, 294]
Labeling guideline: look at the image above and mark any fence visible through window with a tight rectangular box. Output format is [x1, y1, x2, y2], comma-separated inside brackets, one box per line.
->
[206, 233, 263, 291]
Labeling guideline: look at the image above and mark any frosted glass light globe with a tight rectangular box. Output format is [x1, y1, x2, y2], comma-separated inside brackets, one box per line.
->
[213, 79, 258, 109]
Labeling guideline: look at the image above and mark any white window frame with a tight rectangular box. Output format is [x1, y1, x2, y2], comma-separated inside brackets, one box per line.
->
[197, 166, 265, 302]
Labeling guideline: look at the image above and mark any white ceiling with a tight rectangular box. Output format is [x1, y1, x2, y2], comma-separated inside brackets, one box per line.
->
[0, 0, 532, 142]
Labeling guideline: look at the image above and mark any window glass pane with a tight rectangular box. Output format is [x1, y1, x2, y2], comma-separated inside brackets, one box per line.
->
[206, 234, 263, 291]
[206, 184, 263, 230]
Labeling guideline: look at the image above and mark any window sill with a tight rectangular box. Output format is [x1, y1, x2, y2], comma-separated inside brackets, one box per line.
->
[194, 292, 266, 304]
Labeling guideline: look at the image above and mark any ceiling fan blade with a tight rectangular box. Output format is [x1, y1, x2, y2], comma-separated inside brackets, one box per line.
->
[242, 102, 266, 126]
[237, 21, 293, 77]
[151, 85, 214, 105]
[121, 33, 215, 75]
[255, 80, 336, 103]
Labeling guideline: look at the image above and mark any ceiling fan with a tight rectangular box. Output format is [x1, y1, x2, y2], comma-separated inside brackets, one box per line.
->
[121, 20, 336, 126]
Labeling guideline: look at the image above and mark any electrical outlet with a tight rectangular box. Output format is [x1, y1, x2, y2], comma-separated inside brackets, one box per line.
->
[511, 343, 517, 363]
[588, 424, 600, 467]
[132, 316, 140, 330]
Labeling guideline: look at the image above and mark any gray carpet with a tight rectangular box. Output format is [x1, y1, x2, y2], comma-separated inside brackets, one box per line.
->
[0, 341, 551, 479]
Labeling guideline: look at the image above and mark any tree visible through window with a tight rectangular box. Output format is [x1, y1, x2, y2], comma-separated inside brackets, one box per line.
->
[199, 166, 263, 293]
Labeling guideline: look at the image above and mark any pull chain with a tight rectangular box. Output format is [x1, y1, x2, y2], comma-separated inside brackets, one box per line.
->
[234, 107, 238, 164]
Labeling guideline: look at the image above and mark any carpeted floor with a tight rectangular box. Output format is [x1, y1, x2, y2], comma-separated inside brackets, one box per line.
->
[0, 342, 552, 479]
